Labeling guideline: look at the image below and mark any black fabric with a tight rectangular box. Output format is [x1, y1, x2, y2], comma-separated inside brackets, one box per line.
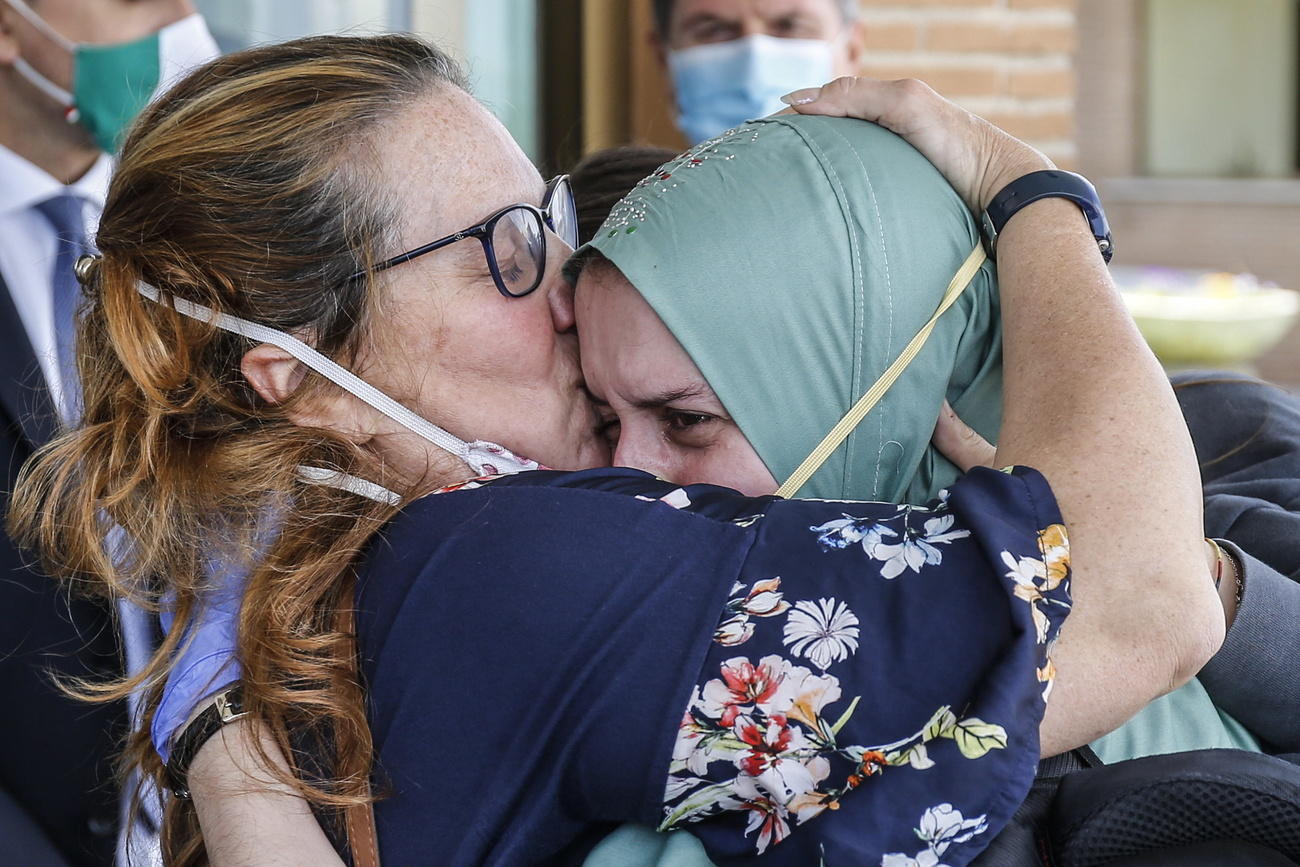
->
[968, 773, 1058, 867]
[970, 750, 1098, 866]
[0, 781, 74, 866]
[1104, 840, 1296, 867]
[973, 751, 1300, 866]
[1048, 750, 1300, 867]
[0, 272, 124, 866]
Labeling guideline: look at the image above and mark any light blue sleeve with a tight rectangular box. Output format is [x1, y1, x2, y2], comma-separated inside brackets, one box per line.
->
[150, 552, 247, 763]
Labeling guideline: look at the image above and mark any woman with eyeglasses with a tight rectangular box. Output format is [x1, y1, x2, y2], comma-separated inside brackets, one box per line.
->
[10, 36, 1228, 866]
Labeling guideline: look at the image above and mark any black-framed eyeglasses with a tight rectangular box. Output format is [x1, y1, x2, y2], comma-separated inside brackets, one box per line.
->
[350, 175, 578, 298]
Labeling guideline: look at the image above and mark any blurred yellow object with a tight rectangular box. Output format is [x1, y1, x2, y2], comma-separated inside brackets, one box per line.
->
[1118, 270, 1299, 367]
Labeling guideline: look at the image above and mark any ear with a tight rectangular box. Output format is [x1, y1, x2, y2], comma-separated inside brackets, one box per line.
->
[0, 4, 21, 67]
[241, 343, 374, 444]
[650, 27, 668, 67]
[842, 19, 867, 72]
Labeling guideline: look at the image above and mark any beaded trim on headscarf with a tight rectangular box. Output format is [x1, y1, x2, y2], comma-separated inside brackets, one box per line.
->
[600, 124, 762, 239]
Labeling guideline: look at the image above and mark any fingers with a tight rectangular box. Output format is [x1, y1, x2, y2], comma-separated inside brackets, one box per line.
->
[779, 76, 1053, 214]
[932, 401, 999, 472]
[780, 77, 941, 133]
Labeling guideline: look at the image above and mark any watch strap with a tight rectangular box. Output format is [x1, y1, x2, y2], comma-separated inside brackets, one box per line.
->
[981, 169, 1114, 263]
[162, 582, 382, 866]
[166, 684, 247, 799]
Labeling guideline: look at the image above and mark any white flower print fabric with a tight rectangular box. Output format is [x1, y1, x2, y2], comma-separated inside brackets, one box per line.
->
[353, 465, 1070, 865]
[659, 468, 1071, 864]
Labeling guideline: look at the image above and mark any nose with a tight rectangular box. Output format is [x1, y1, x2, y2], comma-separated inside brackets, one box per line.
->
[542, 227, 578, 332]
[548, 277, 576, 333]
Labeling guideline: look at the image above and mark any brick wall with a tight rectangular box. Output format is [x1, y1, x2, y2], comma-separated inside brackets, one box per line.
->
[854, 0, 1079, 166]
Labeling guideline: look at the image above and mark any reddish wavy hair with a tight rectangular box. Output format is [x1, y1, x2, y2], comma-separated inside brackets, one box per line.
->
[10, 34, 468, 865]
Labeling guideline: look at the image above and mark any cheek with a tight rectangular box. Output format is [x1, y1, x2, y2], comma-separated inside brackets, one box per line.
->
[22, 34, 74, 89]
[684, 428, 778, 496]
[416, 290, 560, 384]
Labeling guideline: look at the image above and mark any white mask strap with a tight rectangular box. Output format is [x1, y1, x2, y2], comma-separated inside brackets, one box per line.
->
[11, 55, 73, 106]
[136, 281, 474, 465]
[296, 466, 402, 505]
[4, 0, 75, 51]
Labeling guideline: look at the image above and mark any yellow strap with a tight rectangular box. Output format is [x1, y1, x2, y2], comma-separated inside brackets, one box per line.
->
[775, 244, 988, 499]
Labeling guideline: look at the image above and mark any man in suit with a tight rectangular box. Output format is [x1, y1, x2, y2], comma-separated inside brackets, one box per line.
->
[0, 1, 216, 863]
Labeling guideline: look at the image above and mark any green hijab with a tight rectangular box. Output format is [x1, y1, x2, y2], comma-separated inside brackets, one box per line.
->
[583, 115, 1001, 502]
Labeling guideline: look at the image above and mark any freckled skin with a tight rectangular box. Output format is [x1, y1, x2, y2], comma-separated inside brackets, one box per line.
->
[349, 88, 609, 479]
[576, 262, 778, 497]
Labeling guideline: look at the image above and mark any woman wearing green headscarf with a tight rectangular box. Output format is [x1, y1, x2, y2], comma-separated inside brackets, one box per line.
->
[573, 113, 1259, 865]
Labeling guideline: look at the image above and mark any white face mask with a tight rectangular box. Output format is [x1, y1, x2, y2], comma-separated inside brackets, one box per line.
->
[134, 281, 542, 481]
[668, 34, 837, 144]
[5, 0, 220, 153]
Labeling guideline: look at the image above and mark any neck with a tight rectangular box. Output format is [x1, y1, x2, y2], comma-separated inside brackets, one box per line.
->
[0, 73, 100, 184]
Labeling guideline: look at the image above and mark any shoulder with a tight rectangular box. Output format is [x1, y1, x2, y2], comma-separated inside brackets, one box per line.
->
[392, 467, 774, 537]
[355, 469, 765, 651]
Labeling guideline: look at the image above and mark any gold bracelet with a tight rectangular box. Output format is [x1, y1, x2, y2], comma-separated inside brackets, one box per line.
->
[1205, 537, 1224, 588]
[1206, 537, 1244, 606]
[1222, 543, 1244, 607]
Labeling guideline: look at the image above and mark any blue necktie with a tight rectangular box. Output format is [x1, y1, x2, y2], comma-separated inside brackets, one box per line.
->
[34, 193, 88, 420]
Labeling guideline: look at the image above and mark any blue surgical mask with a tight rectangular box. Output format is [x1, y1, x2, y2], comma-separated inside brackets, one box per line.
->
[668, 34, 836, 144]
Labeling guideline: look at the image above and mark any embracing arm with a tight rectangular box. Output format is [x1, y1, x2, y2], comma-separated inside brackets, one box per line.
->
[969, 199, 1221, 754]
[935, 402, 1300, 753]
[789, 79, 1224, 755]
[188, 721, 344, 867]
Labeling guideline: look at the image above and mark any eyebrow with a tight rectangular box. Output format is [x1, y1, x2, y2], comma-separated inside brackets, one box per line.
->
[631, 385, 710, 409]
[677, 12, 735, 32]
[587, 384, 712, 410]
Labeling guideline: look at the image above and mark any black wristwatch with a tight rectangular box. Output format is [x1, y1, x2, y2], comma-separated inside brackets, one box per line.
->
[166, 684, 247, 799]
[980, 170, 1114, 263]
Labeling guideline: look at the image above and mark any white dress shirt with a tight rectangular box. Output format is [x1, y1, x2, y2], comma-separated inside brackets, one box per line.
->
[0, 143, 161, 867]
[0, 143, 111, 417]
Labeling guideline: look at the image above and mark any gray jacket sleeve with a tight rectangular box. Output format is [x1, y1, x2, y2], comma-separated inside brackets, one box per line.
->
[1174, 372, 1300, 752]
[1197, 540, 1300, 753]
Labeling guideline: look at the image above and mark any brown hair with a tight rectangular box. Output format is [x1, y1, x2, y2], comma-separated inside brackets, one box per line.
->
[570, 144, 680, 245]
[650, 0, 859, 36]
[9, 34, 467, 865]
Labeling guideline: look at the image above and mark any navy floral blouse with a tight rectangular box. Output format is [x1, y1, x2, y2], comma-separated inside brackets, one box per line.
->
[354, 466, 1071, 866]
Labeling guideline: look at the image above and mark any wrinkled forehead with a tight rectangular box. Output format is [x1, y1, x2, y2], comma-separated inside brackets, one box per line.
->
[370, 87, 544, 248]
[575, 259, 712, 404]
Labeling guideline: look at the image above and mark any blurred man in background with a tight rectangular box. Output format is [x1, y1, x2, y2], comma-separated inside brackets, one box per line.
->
[0, 1, 217, 863]
[653, 0, 866, 142]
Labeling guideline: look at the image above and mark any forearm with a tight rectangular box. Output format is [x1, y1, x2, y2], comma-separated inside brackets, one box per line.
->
[189, 721, 344, 867]
[786, 77, 1226, 753]
[991, 199, 1224, 754]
